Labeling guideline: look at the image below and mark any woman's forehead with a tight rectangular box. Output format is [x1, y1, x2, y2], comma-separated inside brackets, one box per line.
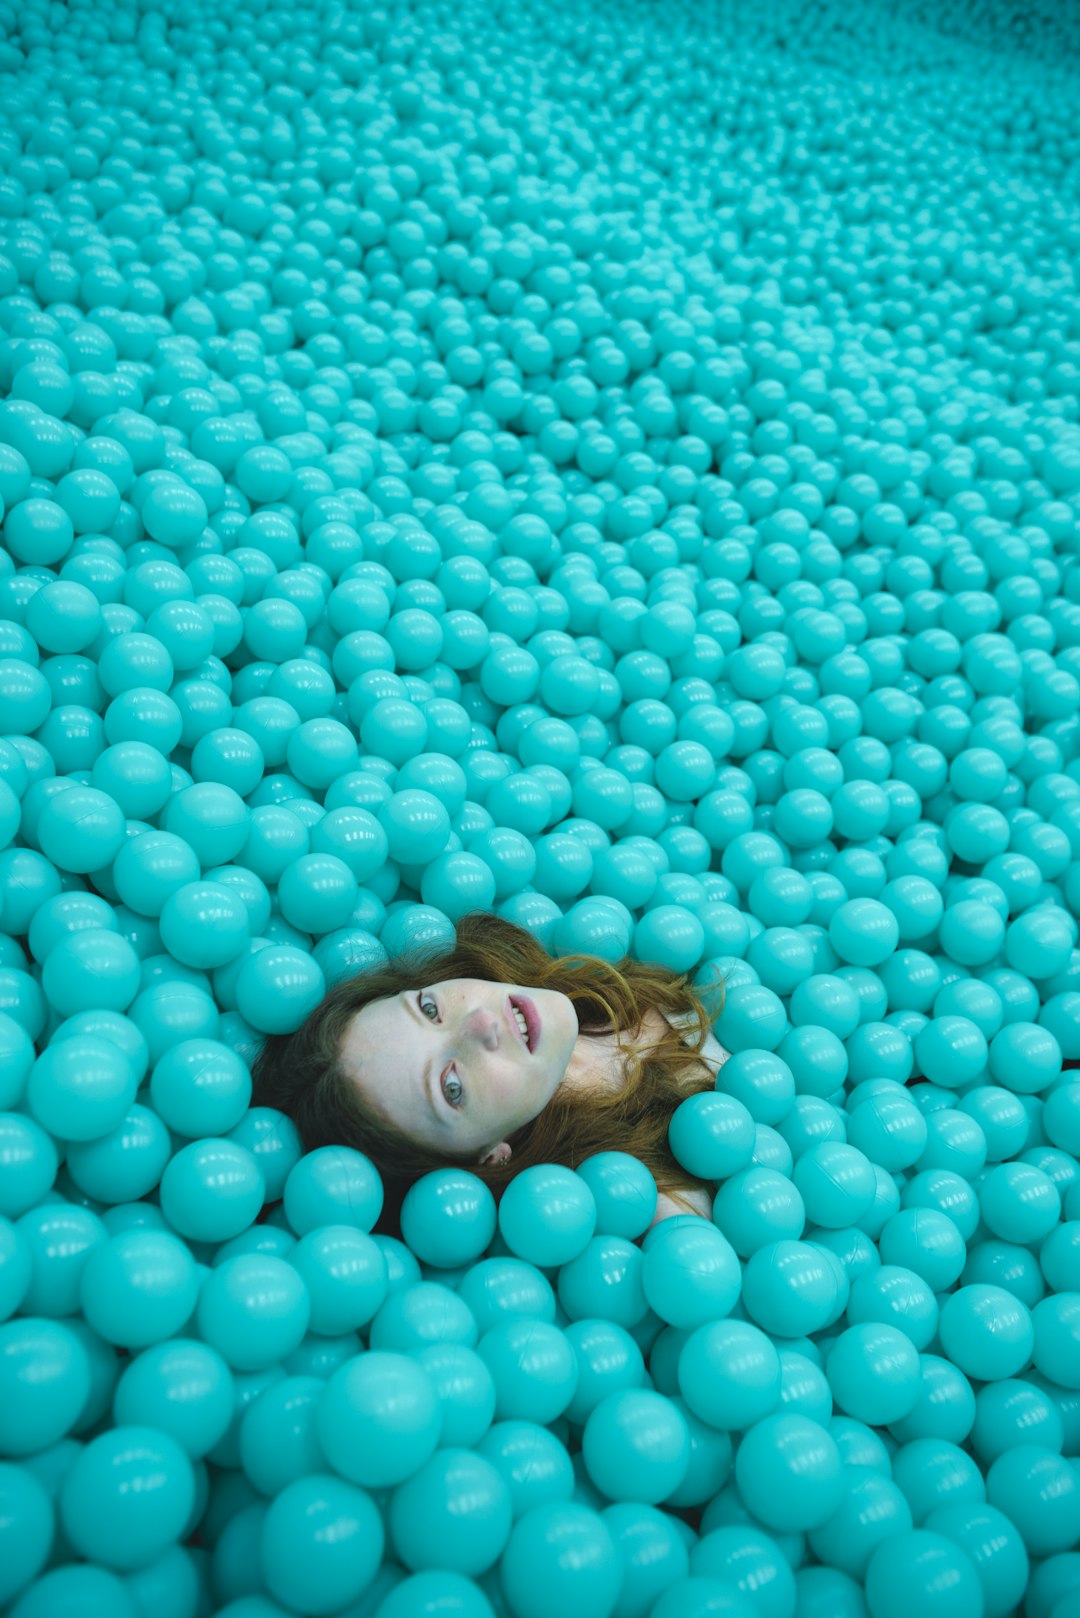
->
[339, 995, 402, 1063]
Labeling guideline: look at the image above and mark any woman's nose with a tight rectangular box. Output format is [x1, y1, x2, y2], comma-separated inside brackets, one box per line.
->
[463, 1005, 500, 1049]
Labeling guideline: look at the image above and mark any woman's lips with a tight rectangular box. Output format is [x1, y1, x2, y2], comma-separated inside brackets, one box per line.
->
[509, 994, 540, 1052]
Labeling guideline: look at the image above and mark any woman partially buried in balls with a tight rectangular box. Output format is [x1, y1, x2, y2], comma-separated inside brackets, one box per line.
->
[253, 912, 729, 1235]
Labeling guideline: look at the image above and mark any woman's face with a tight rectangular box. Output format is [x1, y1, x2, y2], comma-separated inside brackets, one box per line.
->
[338, 979, 580, 1165]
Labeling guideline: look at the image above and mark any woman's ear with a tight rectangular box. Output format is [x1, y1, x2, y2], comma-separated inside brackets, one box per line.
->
[478, 1141, 512, 1167]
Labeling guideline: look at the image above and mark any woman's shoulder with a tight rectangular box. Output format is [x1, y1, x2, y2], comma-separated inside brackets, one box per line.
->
[646, 1184, 714, 1231]
[664, 1008, 729, 1070]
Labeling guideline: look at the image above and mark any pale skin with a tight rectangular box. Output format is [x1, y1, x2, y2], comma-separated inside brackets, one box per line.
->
[338, 977, 714, 1228]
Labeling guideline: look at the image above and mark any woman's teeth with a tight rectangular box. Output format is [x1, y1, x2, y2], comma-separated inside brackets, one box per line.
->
[513, 1005, 529, 1046]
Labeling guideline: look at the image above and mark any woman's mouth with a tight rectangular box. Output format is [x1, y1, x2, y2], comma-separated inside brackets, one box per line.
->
[508, 995, 540, 1052]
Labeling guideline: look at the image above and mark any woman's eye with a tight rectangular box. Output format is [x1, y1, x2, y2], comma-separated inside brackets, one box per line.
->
[418, 993, 464, 1108]
[442, 1069, 464, 1108]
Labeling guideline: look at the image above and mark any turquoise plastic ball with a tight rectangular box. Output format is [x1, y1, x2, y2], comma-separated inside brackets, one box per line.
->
[159, 1139, 265, 1244]
[826, 1323, 922, 1426]
[713, 1166, 805, 1257]
[641, 1221, 740, 1330]
[1032, 1294, 1080, 1389]
[39, 928, 141, 1018]
[499, 1502, 621, 1618]
[688, 1524, 797, 1617]
[149, 1039, 251, 1139]
[715, 1050, 795, 1123]
[234, 944, 326, 1035]
[388, 1447, 512, 1575]
[864, 1529, 985, 1618]
[316, 1351, 442, 1489]
[4, 1564, 139, 1618]
[713, 985, 788, 1055]
[159, 882, 251, 969]
[650, 1576, 752, 1618]
[1005, 910, 1073, 981]
[417, 1342, 498, 1448]
[15, 1202, 106, 1318]
[562, 1320, 645, 1427]
[677, 1318, 781, 1431]
[986, 1446, 1080, 1556]
[734, 1412, 842, 1532]
[376, 1570, 498, 1618]
[828, 899, 900, 968]
[113, 1339, 233, 1461]
[938, 1285, 1034, 1382]
[988, 1021, 1063, 1093]
[58, 1424, 195, 1571]
[600, 1502, 689, 1618]
[288, 1226, 390, 1338]
[971, 1378, 1065, 1463]
[923, 1502, 1029, 1618]
[367, 1281, 476, 1359]
[242, 1365, 327, 1488]
[162, 783, 250, 867]
[742, 1240, 845, 1338]
[0, 1459, 54, 1606]
[581, 1389, 690, 1506]
[807, 1465, 913, 1580]
[915, 1016, 988, 1088]
[575, 1154, 658, 1240]
[633, 904, 706, 973]
[0, 1318, 91, 1456]
[36, 785, 126, 874]
[847, 1091, 927, 1173]
[846, 1265, 938, 1351]
[877, 1209, 966, 1291]
[400, 1170, 498, 1269]
[497, 1165, 597, 1268]
[78, 1229, 199, 1351]
[792, 1142, 877, 1228]
[421, 851, 498, 922]
[557, 1234, 647, 1330]
[891, 1436, 986, 1524]
[26, 1035, 137, 1142]
[1041, 1223, 1080, 1294]
[477, 1317, 578, 1425]
[261, 1473, 384, 1615]
[0, 1217, 32, 1324]
[196, 1254, 310, 1372]
[980, 1162, 1061, 1244]
[667, 1092, 755, 1182]
[220, 1109, 300, 1210]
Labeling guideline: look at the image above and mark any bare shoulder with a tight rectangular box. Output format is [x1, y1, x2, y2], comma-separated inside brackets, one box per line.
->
[646, 1185, 714, 1232]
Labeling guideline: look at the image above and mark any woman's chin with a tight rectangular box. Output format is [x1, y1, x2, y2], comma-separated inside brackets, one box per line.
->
[546, 986, 579, 1036]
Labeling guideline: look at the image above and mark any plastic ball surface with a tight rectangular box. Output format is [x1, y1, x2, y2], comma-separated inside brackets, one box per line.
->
[499, 1502, 622, 1618]
[0, 1319, 90, 1456]
[58, 1425, 195, 1571]
[315, 1351, 442, 1489]
[497, 1165, 597, 1268]
[261, 1473, 384, 1615]
[864, 1529, 985, 1618]
[389, 1447, 512, 1575]
[938, 1286, 1035, 1382]
[734, 1412, 843, 1532]
[581, 1388, 691, 1505]
[1, 1, 1080, 1613]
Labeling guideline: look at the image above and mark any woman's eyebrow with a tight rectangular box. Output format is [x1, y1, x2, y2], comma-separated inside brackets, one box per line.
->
[398, 991, 441, 1123]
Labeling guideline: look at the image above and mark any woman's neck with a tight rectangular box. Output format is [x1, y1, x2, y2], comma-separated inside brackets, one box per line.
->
[556, 1009, 673, 1098]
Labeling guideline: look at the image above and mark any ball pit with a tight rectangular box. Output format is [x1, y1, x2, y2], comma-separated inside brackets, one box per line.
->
[2, 0, 1080, 1613]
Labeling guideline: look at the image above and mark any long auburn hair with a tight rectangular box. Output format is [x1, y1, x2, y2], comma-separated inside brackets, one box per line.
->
[251, 911, 724, 1236]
